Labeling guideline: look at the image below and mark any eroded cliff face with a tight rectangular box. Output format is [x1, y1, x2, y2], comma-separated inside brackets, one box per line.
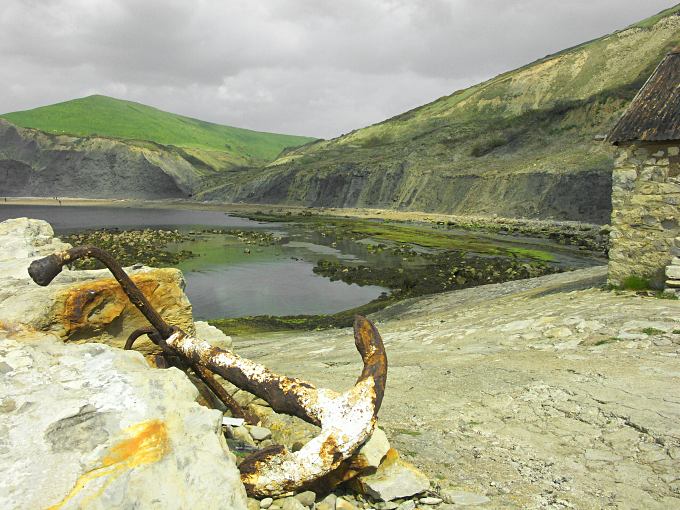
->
[0, 119, 192, 199]
[211, 164, 613, 223]
[201, 8, 679, 224]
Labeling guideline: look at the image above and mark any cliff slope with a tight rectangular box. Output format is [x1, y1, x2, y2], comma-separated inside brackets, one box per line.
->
[0, 96, 315, 199]
[206, 6, 680, 223]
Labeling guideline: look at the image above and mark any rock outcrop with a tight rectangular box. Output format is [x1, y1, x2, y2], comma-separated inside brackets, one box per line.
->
[0, 119, 190, 200]
[0, 217, 193, 352]
[0, 325, 247, 509]
[0, 218, 247, 508]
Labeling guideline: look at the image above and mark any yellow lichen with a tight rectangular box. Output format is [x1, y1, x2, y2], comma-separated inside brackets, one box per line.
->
[46, 419, 169, 509]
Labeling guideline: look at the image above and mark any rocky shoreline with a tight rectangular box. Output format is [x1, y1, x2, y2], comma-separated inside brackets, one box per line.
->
[0, 197, 608, 249]
[0, 218, 435, 510]
[3, 217, 678, 508]
[236, 266, 680, 509]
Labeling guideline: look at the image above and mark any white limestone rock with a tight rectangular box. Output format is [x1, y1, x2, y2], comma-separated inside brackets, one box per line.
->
[354, 426, 390, 469]
[666, 265, 680, 279]
[0, 327, 247, 510]
[354, 449, 429, 501]
[195, 321, 233, 350]
[248, 425, 273, 441]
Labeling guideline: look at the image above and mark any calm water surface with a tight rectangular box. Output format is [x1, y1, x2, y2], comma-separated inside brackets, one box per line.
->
[0, 204, 387, 320]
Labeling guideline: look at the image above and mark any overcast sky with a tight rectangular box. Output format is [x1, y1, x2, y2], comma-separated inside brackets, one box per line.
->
[1, 1, 677, 139]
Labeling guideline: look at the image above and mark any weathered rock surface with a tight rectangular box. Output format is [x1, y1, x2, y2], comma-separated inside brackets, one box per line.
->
[0, 218, 193, 351]
[236, 266, 680, 508]
[0, 325, 247, 509]
[0, 119, 191, 199]
[354, 427, 390, 470]
[353, 449, 430, 501]
[195, 320, 233, 350]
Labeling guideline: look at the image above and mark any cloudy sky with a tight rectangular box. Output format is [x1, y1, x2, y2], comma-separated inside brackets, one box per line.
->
[1, 1, 677, 138]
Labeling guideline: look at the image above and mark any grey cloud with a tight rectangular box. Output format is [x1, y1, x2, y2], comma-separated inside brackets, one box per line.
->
[0, 0, 677, 138]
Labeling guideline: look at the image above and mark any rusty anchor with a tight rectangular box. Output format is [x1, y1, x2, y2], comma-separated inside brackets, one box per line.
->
[28, 245, 388, 497]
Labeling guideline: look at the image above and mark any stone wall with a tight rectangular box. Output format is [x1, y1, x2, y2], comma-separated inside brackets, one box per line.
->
[608, 142, 680, 289]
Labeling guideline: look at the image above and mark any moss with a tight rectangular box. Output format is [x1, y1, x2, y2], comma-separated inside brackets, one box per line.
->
[621, 275, 651, 291]
[593, 337, 623, 346]
[642, 328, 664, 336]
[392, 428, 423, 437]
[209, 295, 398, 336]
[62, 229, 196, 269]
[507, 247, 556, 263]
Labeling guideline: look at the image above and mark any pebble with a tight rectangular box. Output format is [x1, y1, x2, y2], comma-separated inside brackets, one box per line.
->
[294, 490, 316, 507]
[336, 497, 358, 510]
[440, 489, 491, 506]
[419, 497, 442, 505]
[374, 503, 398, 510]
[396, 501, 415, 510]
[249, 425, 273, 441]
[232, 425, 256, 446]
[260, 497, 274, 509]
[281, 497, 307, 510]
[319, 494, 337, 509]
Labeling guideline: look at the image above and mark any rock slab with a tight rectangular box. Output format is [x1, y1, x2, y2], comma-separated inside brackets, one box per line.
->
[0, 326, 247, 510]
[354, 449, 429, 501]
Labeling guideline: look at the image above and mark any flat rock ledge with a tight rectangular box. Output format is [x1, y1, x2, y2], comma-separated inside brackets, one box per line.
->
[237, 266, 680, 509]
[0, 325, 247, 510]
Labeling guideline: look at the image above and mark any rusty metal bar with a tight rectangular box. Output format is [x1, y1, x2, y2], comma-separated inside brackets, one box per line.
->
[165, 316, 388, 496]
[125, 326, 158, 350]
[124, 326, 257, 424]
[192, 365, 258, 424]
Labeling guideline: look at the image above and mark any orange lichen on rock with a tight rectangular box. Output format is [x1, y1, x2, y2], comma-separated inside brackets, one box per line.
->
[47, 419, 170, 509]
[52, 269, 193, 350]
[59, 274, 158, 334]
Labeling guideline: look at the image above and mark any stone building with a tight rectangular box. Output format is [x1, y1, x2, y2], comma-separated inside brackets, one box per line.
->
[607, 47, 680, 290]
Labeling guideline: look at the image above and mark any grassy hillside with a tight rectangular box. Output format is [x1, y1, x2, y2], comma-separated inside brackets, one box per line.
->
[1, 95, 315, 165]
[210, 5, 680, 222]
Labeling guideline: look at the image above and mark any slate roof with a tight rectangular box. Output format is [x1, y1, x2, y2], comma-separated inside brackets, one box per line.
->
[608, 47, 680, 144]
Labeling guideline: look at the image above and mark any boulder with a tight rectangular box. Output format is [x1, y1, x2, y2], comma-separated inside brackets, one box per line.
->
[0, 218, 193, 352]
[352, 449, 429, 501]
[0, 325, 247, 509]
[195, 320, 233, 350]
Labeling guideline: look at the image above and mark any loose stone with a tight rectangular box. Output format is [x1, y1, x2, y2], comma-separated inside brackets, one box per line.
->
[354, 449, 429, 501]
[281, 497, 307, 510]
[440, 489, 491, 506]
[336, 497, 359, 510]
[419, 497, 443, 505]
[249, 425, 273, 441]
[261, 497, 274, 509]
[294, 490, 316, 507]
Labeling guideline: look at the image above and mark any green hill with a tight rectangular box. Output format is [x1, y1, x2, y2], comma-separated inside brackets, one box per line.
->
[206, 4, 680, 223]
[1, 95, 315, 165]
